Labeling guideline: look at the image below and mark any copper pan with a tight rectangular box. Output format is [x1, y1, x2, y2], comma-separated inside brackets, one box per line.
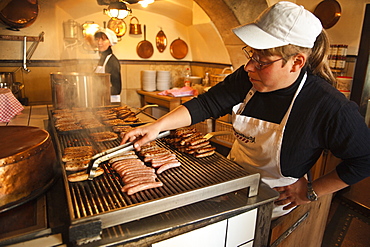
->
[137, 25, 154, 59]
[156, 29, 167, 53]
[108, 18, 127, 38]
[0, 0, 39, 31]
[314, 0, 341, 29]
[170, 38, 188, 59]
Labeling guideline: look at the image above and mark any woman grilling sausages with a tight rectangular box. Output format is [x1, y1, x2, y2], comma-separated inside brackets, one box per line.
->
[121, 1, 370, 219]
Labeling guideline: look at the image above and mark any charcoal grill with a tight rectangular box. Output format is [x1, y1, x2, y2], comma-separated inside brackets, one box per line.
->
[49, 110, 261, 244]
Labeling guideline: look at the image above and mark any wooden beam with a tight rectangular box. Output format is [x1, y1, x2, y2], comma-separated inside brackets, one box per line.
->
[0, 35, 44, 42]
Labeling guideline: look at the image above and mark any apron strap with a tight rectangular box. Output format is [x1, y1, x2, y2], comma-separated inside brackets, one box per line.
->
[103, 54, 113, 68]
[280, 72, 307, 126]
[236, 87, 256, 115]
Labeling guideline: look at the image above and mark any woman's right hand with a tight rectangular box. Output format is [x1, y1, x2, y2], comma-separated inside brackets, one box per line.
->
[120, 123, 161, 151]
[121, 105, 192, 150]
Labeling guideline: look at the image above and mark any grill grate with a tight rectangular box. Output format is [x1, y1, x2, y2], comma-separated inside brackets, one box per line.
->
[52, 125, 259, 230]
[67, 140, 253, 219]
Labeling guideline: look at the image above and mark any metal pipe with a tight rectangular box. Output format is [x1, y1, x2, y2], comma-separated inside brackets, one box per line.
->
[22, 36, 31, 73]
[26, 32, 44, 60]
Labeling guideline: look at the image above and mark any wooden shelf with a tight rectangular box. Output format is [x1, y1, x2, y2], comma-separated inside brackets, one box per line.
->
[0, 34, 44, 42]
[137, 90, 193, 111]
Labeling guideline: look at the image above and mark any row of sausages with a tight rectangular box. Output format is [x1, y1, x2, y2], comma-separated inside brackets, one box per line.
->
[110, 142, 181, 195]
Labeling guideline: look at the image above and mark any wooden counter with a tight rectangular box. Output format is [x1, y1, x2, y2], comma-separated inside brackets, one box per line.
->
[137, 90, 194, 112]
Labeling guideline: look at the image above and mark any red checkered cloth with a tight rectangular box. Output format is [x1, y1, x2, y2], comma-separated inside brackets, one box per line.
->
[0, 88, 24, 123]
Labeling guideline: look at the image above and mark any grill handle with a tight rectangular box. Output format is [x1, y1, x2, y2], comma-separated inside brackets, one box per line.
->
[134, 104, 158, 116]
[87, 130, 170, 179]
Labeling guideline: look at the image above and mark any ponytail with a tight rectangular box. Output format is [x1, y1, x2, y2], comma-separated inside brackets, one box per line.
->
[308, 30, 336, 85]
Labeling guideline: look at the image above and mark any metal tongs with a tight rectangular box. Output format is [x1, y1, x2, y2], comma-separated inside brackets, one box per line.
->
[87, 130, 170, 180]
[134, 104, 158, 116]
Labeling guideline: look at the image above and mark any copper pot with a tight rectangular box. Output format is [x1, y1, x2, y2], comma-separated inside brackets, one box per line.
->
[0, 126, 60, 212]
[129, 16, 142, 35]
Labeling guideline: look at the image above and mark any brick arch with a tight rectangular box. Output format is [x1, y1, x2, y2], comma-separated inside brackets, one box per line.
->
[194, 0, 268, 67]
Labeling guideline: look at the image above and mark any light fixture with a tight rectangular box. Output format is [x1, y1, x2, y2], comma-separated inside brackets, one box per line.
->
[82, 22, 100, 37]
[138, 0, 154, 8]
[82, 22, 101, 51]
[104, 1, 132, 20]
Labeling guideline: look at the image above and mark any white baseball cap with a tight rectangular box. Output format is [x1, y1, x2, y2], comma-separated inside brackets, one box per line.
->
[232, 1, 322, 49]
[96, 28, 118, 46]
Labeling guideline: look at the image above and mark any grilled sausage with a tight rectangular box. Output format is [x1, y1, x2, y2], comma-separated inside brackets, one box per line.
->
[111, 159, 143, 169]
[189, 137, 208, 146]
[180, 133, 202, 145]
[144, 153, 176, 162]
[195, 146, 216, 154]
[142, 149, 171, 157]
[195, 150, 215, 158]
[123, 174, 157, 184]
[124, 168, 155, 177]
[151, 158, 179, 168]
[126, 181, 164, 195]
[156, 162, 181, 174]
[109, 152, 138, 163]
[115, 164, 149, 176]
[187, 141, 210, 150]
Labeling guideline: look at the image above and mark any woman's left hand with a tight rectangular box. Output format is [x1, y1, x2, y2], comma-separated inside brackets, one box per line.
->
[273, 177, 311, 210]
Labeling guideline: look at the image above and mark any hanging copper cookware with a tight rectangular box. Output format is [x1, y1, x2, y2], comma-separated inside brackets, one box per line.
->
[0, 0, 39, 31]
[170, 38, 188, 59]
[129, 16, 142, 35]
[314, 0, 342, 29]
[108, 18, 127, 38]
[156, 29, 167, 53]
[136, 25, 154, 59]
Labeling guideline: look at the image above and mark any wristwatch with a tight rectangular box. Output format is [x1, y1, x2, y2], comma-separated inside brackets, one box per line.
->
[307, 182, 318, 201]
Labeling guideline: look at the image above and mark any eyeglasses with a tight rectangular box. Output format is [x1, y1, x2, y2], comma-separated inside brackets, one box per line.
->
[242, 46, 285, 70]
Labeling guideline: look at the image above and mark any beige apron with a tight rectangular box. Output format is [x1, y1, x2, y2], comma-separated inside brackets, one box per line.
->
[229, 73, 307, 218]
[94, 54, 121, 103]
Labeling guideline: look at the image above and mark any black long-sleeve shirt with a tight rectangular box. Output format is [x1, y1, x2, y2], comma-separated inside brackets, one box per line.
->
[183, 65, 370, 185]
[98, 47, 122, 95]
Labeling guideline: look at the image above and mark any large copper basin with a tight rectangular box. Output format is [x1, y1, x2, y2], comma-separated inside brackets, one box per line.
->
[0, 126, 59, 212]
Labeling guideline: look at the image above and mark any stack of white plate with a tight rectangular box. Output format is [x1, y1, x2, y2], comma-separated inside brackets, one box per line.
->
[142, 70, 156, 92]
[156, 70, 172, 91]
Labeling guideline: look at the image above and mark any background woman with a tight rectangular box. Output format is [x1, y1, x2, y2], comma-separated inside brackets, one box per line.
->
[94, 28, 122, 103]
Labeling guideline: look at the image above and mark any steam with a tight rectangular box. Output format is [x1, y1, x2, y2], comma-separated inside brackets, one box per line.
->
[54, 20, 111, 109]
[52, 72, 110, 109]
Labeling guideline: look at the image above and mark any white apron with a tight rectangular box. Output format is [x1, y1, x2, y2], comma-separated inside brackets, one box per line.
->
[228, 73, 307, 219]
[94, 54, 121, 103]
[94, 54, 112, 74]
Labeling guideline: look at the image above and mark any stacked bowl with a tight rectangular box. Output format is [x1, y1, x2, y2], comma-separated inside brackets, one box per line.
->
[142, 70, 156, 92]
[156, 71, 171, 91]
